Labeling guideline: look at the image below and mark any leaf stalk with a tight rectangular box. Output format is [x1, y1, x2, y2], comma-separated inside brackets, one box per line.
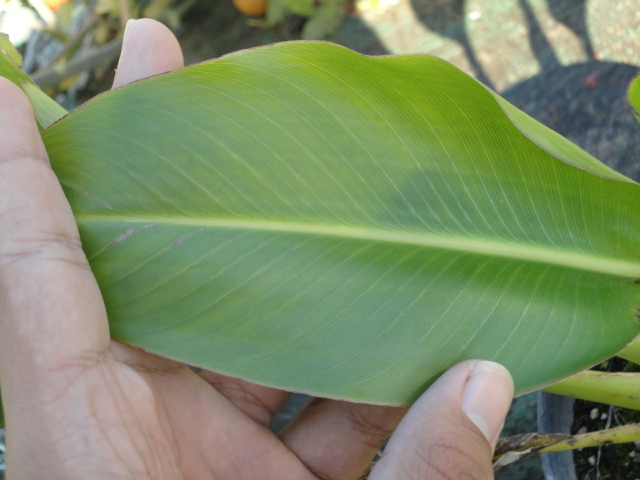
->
[493, 423, 640, 470]
[543, 370, 640, 411]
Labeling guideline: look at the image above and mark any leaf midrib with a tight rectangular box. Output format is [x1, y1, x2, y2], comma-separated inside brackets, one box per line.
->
[76, 214, 640, 278]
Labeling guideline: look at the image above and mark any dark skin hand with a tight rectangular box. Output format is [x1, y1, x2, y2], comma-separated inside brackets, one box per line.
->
[0, 19, 513, 479]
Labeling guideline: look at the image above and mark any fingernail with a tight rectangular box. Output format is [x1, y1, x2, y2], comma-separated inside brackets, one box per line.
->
[461, 361, 514, 444]
[123, 19, 137, 41]
[113, 20, 138, 88]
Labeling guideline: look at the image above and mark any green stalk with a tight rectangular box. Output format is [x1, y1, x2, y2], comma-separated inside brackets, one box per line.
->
[542, 370, 640, 410]
[618, 333, 640, 365]
[493, 423, 640, 470]
[537, 424, 640, 452]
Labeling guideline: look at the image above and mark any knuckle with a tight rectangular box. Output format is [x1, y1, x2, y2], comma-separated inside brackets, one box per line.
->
[0, 228, 88, 271]
[229, 386, 276, 425]
[200, 372, 275, 425]
[40, 350, 111, 405]
[343, 404, 394, 448]
[45, 349, 109, 376]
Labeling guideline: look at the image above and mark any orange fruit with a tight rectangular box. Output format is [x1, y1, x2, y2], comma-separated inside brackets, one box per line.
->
[43, 0, 70, 12]
[232, 0, 268, 17]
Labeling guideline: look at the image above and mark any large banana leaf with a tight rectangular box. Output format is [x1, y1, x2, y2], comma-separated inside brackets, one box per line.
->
[10, 42, 640, 406]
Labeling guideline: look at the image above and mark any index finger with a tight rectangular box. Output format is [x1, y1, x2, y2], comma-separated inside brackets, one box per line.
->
[0, 78, 110, 407]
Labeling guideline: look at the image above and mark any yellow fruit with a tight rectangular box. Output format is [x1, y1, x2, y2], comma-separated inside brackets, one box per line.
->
[233, 0, 268, 17]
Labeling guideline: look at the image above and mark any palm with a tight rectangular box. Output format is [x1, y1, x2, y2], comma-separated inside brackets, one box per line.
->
[47, 339, 398, 479]
[71, 342, 302, 479]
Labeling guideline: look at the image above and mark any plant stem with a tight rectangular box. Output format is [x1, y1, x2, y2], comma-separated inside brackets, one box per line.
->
[543, 370, 640, 410]
[493, 423, 640, 470]
[44, 12, 99, 69]
[119, 0, 132, 29]
[618, 333, 640, 365]
[360, 422, 640, 476]
[31, 37, 123, 89]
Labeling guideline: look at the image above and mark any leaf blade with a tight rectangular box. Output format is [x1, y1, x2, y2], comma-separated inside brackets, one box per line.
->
[42, 42, 640, 404]
[0, 35, 68, 130]
[23, 82, 68, 128]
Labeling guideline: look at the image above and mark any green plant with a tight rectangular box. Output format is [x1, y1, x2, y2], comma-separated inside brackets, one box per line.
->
[1, 32, 640, 469]
[266, 0, 350, 39]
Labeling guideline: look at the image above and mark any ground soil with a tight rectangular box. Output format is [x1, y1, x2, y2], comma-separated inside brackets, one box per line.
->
[571, 358, 640, 480]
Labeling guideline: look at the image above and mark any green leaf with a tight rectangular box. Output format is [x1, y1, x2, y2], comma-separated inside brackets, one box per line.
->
[42, 42, 640, 405]
[494, 95, 634, 183]
[288, 0, 315, 17]
[301, 5, 347, 40]
[266, 0, 289, 25]
[0, 33, 23, 67]
[23, 82, 68, 128]
[0, 35, 68, 131]
[0, 33, 33, 90]
[629, 74, 640, 125]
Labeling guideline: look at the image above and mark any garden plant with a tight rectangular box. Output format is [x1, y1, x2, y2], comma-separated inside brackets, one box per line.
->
[1, 29, 640, 472]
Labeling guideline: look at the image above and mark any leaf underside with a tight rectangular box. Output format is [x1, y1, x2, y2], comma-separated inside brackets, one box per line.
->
[23, 82, 68, 128]
[40, 42, 640, 405]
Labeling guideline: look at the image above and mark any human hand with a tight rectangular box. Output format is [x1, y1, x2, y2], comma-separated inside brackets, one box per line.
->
[0, 19, 513, 479]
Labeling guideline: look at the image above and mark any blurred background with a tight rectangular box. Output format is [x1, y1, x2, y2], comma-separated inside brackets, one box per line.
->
[0, 0, 639, 478]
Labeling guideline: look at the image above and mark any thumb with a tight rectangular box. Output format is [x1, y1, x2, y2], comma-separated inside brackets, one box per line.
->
[112, 18, 184, 89]
[370, 360, 513, 480]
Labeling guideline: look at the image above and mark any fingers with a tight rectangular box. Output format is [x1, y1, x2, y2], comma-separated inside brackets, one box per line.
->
[112, 18, 184, 89]
[0, 16, 185, 429]
[0, 77, 110, 411]
[0, 78, 110, 363]
[280, 399, 406, 480]
[198, 370, 292, 426]
[0, 18, 185, 378]
[369, 361, 514, 480]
